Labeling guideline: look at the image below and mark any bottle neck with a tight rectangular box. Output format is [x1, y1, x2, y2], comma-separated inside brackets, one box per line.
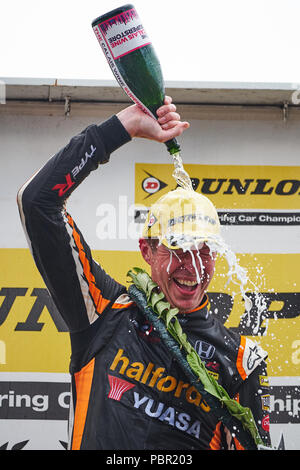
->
[165, 138, 181, 156]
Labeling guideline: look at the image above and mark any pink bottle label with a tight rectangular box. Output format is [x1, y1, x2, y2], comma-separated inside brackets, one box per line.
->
[93, 7, 155, 117]
[94, 8, 151, 60]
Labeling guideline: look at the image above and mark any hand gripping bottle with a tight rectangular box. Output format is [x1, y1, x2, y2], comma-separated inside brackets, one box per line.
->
[92, 4, 181, 156]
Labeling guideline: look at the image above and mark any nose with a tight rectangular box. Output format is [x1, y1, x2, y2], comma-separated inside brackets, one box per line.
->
[178, 249, 200, 263]
[176, 250, 204, 276]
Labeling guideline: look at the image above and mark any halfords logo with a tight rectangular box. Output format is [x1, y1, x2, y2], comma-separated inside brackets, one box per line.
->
[107, 375, 135, 401]
[109, 348, 210, 412]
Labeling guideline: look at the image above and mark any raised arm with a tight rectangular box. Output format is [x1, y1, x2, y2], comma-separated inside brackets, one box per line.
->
[17, 99, 189, 333]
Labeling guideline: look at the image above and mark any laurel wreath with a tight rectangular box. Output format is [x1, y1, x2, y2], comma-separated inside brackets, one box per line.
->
[127, 267, 266, 449]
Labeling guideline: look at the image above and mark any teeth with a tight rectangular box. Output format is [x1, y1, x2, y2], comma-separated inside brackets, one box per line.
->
[176, 279, 198, 287]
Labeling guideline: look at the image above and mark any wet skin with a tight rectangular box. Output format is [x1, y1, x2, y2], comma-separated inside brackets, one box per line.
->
[139, 239, 216, 313]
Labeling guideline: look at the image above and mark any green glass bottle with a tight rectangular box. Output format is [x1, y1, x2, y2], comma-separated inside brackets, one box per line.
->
[92, 4, 180, 156]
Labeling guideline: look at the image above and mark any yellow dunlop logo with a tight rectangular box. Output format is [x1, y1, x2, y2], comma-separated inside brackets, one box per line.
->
[110, 348, 211, 412]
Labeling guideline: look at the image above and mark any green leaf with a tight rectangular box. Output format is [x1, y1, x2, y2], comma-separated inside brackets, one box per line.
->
[165, 308, 179, 327]
[156, 300, 171, 317]
[149, 291, 165, 309]
[173, 318, 183, 336]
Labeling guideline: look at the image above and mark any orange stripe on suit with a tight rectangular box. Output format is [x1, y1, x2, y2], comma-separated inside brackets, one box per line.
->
[236, 335, 247, 380]
[67, 213, 110, 315]
[209, 421, 222, 450]
[72, 358, 95, 450]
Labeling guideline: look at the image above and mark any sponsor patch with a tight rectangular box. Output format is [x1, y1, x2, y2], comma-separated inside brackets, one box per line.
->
[133, 392, 201, 439]
[259, 375, 270, 388]
[261, 394, 270, 411]
[168, 213, 217, 227]
[262, 414, 270, 432]
[194, 340, 216, 361]
[242, 338, 267, 376]
[109, 348, 210, 412]
[108, 375, 135, 401]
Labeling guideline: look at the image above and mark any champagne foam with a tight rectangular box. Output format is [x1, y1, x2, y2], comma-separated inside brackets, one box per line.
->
[165, 153, 268, 331]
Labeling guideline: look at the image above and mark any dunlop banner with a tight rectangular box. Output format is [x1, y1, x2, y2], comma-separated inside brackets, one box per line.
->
[134, 163, 300, 227]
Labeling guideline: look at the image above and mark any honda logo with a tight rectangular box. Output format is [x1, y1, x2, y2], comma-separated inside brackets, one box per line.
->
[194, 340, 215, 360]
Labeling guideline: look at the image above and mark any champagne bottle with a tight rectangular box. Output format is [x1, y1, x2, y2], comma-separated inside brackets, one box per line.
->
[91, 4, 180, 156]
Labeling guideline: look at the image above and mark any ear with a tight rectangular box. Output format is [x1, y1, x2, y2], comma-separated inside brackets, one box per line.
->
[139, 238, 154, 266]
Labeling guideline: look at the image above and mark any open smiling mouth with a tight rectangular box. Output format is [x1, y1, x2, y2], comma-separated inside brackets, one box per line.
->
[173, 278, 199, 292]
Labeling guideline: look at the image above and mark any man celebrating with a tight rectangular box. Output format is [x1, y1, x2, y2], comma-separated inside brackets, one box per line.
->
[17, 98, 271, 450]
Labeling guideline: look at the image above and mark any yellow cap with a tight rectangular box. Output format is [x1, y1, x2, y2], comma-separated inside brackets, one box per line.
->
[142, 187, 221, 249]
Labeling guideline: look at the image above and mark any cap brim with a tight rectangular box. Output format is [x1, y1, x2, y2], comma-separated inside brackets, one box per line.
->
[160, 232, 213, 250]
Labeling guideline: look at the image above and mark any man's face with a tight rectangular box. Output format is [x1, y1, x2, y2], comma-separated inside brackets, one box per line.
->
[139, 239, 216, 313]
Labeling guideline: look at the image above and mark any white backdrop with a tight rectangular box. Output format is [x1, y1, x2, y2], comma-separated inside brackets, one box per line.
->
[0, 104, 300, 449]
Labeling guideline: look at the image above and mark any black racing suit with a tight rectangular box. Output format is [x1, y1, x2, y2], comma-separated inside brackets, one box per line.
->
[17, 115, 271, 450]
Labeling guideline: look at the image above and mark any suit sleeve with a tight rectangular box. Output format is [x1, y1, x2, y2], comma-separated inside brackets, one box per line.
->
[17, 115, 132, 333]
[223, 360, 272, 450]
[237, 361, 272, 447]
